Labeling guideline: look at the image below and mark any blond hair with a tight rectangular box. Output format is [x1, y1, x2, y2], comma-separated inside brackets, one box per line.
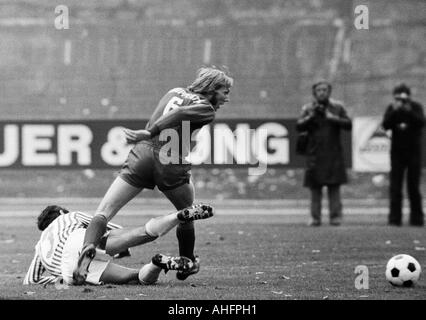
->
[188, 66, 233, 95]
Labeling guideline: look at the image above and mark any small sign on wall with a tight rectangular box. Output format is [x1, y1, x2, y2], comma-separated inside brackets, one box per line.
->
[352, 117, 391, 172]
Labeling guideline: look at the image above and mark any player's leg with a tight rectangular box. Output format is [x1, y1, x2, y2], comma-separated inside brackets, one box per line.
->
[163, 181, 206, 280]
[137, 262, 162, 285]
[162, 180, 196, 261]
[87, 176, 143, 245]
[81, 253, 156, 285]
[138, 254, 194, 285]
[98, 263, 140, 284]
[74, 176, 142, 285]
[138, 254, 196, 284]
[103, 226, 156, 256]
[99, 254, 196, 285]
[63, 228, 193, 285]
[104, 204, 214, 255]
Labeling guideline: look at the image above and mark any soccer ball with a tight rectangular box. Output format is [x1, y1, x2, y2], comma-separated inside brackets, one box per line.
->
[385, 254, 421, 287]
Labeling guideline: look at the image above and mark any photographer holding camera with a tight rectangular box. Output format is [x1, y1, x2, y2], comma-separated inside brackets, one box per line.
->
[382, 83, 425, 227]
[296, 80, 352, 226]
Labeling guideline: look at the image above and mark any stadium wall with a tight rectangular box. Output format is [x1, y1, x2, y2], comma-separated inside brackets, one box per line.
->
[0, 0, 425, 120]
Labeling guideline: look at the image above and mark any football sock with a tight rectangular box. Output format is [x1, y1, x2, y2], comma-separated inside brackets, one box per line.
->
[83, 214, 108, 247]
[145, 212, 180, 237]
[176, 222, 195, 261]
[138, 262, 161, 285]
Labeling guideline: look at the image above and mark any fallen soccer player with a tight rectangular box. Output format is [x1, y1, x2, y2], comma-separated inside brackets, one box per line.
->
[23, 203, 214, 286]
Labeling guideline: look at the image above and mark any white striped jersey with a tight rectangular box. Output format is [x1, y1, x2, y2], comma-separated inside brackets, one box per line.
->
[23, 211, 122, 285]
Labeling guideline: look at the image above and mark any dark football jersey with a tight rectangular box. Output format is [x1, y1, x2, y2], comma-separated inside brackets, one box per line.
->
[145, 88, 216, 161]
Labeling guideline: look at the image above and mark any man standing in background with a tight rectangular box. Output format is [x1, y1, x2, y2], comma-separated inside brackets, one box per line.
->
[382, 83, 425, 227]
[296, 81, 352, 226]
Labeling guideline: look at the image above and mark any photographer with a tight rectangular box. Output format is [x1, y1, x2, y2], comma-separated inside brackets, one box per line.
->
[382, 83, 425, 226]
[296, 81, 352, 226]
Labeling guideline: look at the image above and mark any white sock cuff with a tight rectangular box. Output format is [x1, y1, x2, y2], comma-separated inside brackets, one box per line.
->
[138, 262, 161, 285]
[144, 218, 158, 237]
[145, 216, 177, 237]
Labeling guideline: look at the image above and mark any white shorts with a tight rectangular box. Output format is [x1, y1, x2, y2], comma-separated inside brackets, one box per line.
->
[61, 228, 110, 285]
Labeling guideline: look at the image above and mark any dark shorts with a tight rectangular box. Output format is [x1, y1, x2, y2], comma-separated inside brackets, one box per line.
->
[119, 142, 191, 192]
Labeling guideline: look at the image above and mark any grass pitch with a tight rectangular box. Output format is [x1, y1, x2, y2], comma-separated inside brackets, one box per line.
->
[0, 204, 425, 300]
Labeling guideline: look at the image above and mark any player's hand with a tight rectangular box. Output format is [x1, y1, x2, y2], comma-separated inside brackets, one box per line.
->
[123, 128, 151, 144]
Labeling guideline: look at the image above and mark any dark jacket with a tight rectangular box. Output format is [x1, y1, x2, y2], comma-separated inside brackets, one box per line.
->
[382, 100, 425, 155]
[296, 99, 352, 188]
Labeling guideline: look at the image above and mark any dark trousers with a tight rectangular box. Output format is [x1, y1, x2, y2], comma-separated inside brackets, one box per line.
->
[389, 151, 424, 225]
[310, 185, 342, 222]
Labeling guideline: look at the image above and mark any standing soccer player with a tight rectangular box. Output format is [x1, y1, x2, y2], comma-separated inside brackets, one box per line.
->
[73, 66, 233, 284]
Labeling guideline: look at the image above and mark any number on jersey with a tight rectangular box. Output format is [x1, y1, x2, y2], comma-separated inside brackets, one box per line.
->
[163, 96, 184, 115]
